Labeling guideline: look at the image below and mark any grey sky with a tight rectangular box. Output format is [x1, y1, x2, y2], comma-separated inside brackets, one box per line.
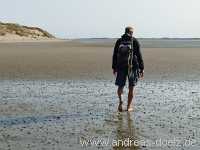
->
[1, 0, 200, 38]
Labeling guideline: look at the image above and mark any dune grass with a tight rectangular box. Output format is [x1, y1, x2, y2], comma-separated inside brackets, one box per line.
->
[0, 22, 55, 38]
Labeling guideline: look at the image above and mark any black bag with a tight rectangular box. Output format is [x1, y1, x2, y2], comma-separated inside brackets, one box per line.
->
[117, 39, 133, 69]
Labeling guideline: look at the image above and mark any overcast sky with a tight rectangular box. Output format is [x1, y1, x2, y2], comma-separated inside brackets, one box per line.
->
[1, 0, 200, 38]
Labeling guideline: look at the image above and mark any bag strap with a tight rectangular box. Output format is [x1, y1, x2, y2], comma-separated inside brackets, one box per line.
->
[128, 38, 134, 77]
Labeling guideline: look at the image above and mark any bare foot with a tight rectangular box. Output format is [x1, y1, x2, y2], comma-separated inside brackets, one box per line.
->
[118, 101, 123, 112]
[127, 106, 134, 112]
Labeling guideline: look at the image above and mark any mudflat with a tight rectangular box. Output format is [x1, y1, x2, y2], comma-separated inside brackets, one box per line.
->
[0, 39, 200, 150]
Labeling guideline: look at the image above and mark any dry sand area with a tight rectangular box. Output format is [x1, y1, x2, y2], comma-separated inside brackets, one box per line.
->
[0, 39, 200, 150]
[0, 40, 199, 80]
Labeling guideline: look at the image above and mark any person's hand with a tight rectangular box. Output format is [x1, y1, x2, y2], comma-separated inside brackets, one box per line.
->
[113, 69, 117, 76]
[139, 70, 144, 79]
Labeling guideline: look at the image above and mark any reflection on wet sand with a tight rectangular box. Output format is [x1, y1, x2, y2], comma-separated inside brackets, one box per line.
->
[113, 112, 139, 150]
[0, 80, 199, 149]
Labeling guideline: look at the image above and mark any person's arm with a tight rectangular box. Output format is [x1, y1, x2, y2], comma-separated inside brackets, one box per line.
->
[134, 38, 144, 71]
[112, 39, 120, 71]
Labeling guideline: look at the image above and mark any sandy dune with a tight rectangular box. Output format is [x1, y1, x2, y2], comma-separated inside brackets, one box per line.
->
[0, 22, 55, 41]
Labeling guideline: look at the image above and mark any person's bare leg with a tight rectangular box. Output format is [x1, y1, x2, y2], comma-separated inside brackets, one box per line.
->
[117, 86, 124, 112]
[127, 86, 134, 111]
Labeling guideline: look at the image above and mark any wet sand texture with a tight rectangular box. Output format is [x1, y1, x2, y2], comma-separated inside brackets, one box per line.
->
[0, 39, 200, 150]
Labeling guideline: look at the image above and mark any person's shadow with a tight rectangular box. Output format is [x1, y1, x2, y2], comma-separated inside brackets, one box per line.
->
[113, 112, 140, 150]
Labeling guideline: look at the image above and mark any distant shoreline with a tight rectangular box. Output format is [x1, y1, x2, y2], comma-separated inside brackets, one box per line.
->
[1, 37, 200, 43]
[76, 37, 200, 40]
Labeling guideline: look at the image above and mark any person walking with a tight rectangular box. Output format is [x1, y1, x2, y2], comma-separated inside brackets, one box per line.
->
[112, 26, 144, 112]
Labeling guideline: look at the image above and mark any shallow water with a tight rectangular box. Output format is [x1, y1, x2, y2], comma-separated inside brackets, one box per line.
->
[0, 79, 200, 150]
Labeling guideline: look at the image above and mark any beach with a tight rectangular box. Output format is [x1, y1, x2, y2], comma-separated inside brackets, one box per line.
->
[0, 39, 200, 150]
[0, 39, 200, 80]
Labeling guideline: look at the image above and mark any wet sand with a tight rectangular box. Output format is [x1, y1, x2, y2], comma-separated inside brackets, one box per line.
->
[0, 39, 200, 150]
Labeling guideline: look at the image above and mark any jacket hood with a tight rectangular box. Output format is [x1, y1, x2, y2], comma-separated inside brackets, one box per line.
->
[121, 33, 134, 41]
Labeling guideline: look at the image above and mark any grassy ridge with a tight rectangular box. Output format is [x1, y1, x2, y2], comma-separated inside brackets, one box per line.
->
[0, 22, 55, 38]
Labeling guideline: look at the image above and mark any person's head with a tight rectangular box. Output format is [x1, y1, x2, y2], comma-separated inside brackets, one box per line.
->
[125, 26, 134, 37]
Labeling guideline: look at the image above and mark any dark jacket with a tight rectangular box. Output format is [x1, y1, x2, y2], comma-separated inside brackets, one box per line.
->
[112, 34, 144, 71]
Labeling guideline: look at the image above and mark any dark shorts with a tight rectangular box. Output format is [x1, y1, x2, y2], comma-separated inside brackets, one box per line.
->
[115, 68, 139, 87]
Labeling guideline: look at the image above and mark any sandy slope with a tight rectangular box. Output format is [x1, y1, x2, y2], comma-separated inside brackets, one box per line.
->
[0, 34, 61, 42]
[0, 22, 55, 41]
